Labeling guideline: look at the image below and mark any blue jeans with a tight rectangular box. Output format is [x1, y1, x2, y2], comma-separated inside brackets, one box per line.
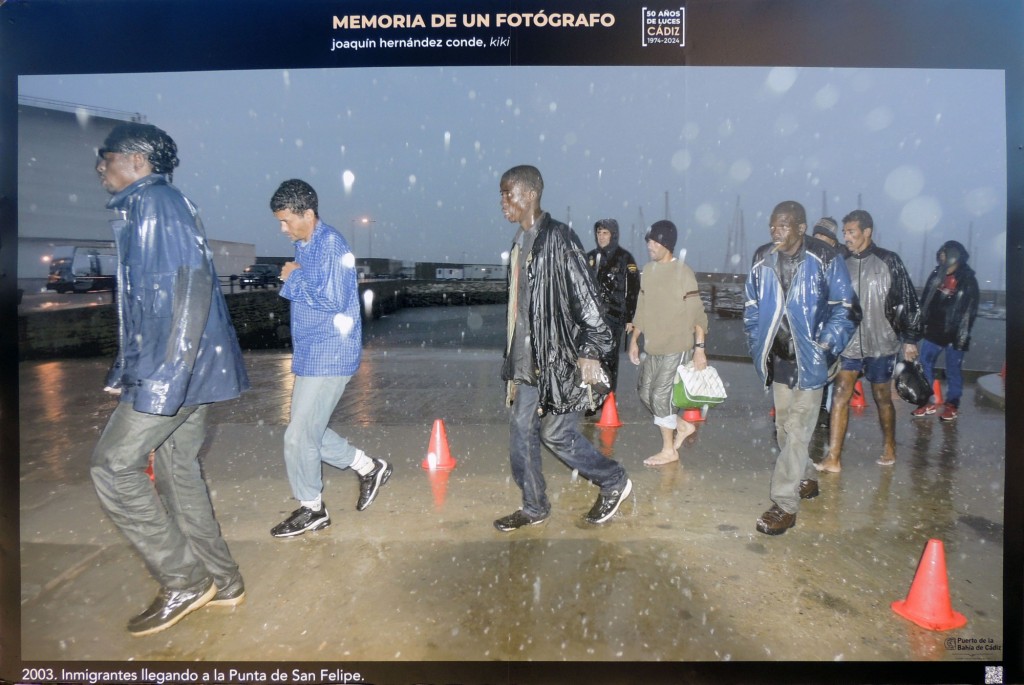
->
[918, 338, 965, 407]
[770, 383, 822, 514]
[284, 375, 359, 502]
[509, 384, 628, 517]
[91, 402, 239, 590]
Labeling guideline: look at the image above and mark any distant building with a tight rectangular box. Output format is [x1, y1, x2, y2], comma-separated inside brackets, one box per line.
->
[17, 98, 254, 287]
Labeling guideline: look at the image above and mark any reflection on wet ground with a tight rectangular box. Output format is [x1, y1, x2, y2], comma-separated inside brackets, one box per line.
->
[18, 305, 1005, 666]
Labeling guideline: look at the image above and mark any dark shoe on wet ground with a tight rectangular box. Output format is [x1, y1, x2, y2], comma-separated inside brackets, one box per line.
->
[208, 574, 246, 607]
[939, 403, 959, 422]
[127, 577, 215, 637]
[494, 509, 549, 532]
[799, 479, 819, 499]
[356, 458, 393, 511]
[271, 505, 330, 538]
[585, 478, 633, 524]
[756, 504, 796, 535]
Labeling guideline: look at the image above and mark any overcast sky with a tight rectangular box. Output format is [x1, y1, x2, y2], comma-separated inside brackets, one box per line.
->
[19, 66, 1006, 285]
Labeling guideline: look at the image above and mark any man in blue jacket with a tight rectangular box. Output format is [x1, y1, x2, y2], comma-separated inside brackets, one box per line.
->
[744, 201, 857, 535]
[269, 179, 392, 539]
[91, 123, 249, 635]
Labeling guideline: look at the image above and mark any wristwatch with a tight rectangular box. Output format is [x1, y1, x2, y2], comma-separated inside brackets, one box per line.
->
[694, 342, 706, 348]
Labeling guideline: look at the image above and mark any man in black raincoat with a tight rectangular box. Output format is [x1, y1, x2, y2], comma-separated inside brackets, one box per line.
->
[586, 218, 640, 393]
[912, 240, 980, 422]
[495, 165, 632, 531]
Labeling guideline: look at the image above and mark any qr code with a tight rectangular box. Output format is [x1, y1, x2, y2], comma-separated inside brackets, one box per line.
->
[984, 665, 1003, 684]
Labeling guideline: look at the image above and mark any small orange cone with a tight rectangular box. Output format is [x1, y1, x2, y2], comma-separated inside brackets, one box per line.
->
[932, 379, 944, 405]
[682, 407, 705, 423]
[421, 419, 457, 470]
[597, 392, 622, 428]
[427, 469, 450, 509]
[891, 539, 967, 631]
[851, 380, 867, 409]
[145, 451, 155, 482]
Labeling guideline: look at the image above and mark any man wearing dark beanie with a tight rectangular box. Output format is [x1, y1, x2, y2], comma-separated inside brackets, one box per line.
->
[629, 220, 708, 466]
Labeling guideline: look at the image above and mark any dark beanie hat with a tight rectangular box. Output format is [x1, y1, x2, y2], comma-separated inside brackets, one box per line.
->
[645, 220, 677, 252]
[812, 216, 838, 240]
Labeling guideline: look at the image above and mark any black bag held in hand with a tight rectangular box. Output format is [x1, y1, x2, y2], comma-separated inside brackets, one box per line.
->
[895, 359, 931, 407]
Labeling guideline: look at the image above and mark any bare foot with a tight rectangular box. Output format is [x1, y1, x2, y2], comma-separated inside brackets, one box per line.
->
[644, 450, 680, 467]
[673, 421, 696, 449]
[815, 455, 842, 473]
[876, 455, 896, 466]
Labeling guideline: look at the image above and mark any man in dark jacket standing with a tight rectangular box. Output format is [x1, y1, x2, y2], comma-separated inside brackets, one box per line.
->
[91, 123, 249, 636]
[587, 218, 640, 393]
[912, 240, 979, 422]
[495, 165, 632, 531]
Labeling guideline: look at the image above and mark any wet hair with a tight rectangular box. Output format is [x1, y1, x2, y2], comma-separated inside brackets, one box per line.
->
[100, 123, 180, 180]
[842, 209, 874, 231]
[270, 179, 319, 218]
[770, 201, 806, 226]
[501, 165, 544, 198]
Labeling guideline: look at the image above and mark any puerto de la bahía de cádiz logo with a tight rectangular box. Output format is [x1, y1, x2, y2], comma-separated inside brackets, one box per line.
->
[641, 6, 685, 47]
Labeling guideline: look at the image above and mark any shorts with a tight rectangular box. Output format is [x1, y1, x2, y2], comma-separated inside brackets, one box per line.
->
[840, 354, 896, 385]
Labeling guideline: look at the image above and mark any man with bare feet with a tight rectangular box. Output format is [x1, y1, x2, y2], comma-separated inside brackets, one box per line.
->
[745, 201, 857, 535]
[628, 220, 708, 467]
[816, 210, 920, 473]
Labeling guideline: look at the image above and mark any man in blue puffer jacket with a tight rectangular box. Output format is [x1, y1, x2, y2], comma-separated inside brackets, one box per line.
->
[744, 200, 858, 535]
[91, 123, 249, 636]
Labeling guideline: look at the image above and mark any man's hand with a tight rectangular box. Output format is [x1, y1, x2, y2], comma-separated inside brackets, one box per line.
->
[103, 386, 122, 395]
[628, 338, 641, 366]
[902, 342, 919, 362]
[280, 261, 301, 282]
[578, 357, 603, 386]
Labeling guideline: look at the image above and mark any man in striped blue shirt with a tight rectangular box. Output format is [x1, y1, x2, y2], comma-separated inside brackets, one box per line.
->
[268, 179, 392, 538]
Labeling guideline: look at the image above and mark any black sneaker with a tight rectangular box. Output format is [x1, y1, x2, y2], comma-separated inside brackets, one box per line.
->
[270, 505, 330, 538]
[207, 573, 246, 607]
[356, 458, 393, 511]
[127, 577, 215, 637]
[585, 478, 633, 524]
[493, 509, 549, 532]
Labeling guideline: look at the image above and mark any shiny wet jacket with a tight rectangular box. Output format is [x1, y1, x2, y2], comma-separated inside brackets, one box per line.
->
[586, 226, 640, 328]
[105, 174, 249, 415]
[842, 242, 921, 359]
[503, 213, 614, 414]
[744, 237, 858, 390]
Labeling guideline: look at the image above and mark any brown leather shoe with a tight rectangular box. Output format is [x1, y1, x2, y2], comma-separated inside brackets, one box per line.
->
[799, 479, 819, 499]
[756, 504, 796, 535]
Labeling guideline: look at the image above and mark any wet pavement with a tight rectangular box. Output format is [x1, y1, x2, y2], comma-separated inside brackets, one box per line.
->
[17, 305, 1006, 674]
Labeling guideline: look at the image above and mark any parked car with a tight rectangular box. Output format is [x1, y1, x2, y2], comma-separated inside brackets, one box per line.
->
[239, 264, 281, 289]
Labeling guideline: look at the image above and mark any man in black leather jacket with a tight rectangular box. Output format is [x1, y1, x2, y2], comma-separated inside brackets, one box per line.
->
[586, 218, 640, 393]
[495, 165, 632, 532]
[912, 240, 980, 422]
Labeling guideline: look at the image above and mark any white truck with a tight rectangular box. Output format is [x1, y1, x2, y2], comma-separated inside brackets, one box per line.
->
[45, 245, 117, 293]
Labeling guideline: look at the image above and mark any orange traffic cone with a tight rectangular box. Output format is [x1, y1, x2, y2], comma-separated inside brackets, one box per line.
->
[851, 380, 867, 409]
[421, 419, 457, 470]
[427, 469, 450, 509]
[597, 425, 619, 457]
[891, 539, 967, 631]
[932, 379, 944, 405]
[145, 451, 155, 482]
[682, 407, 705, 423]
[597, 392, 622, 428]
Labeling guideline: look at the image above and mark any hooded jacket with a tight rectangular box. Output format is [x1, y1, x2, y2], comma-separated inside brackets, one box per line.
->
[105, 174, 249, 416]
[586, 221, 640, 328]
[744, 237, 858, 390]
[919, 240, 979, 350]
[503, 213, 613, 414]
[842, 242, 922, 359]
